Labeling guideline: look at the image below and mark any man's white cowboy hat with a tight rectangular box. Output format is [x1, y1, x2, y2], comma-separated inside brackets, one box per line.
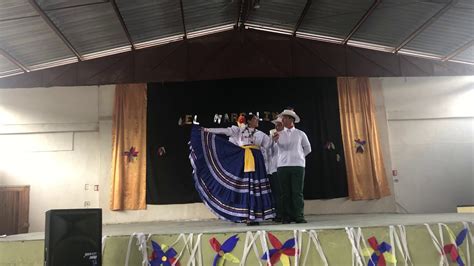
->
[279, 109, 300, 123]
[271, 116, 283, 125]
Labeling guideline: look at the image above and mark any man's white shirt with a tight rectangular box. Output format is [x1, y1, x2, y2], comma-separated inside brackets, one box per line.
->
[275, 127, 311, 167]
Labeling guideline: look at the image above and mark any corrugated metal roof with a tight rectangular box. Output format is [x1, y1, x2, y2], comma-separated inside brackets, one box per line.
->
[116, 0, 183, 43]
[456, 0, 474, 9]
[44, 2, 130, 55]
[36, 0, 105, 10]
[404, 6, 474, 56]
[352, 0, 447, 48]
[246, 0, 306, 31]
[0, 0, 473, 78]
[298, 0, 373, 39]
[0, 0, 37, 21]
[0, 16, 74, 66]
[453, 45, 474, 63]
[0, 54, 20, 74]
[183, 0, 238, 33]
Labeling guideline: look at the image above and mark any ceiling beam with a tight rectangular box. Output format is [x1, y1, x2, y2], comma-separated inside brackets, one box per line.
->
[443, 39, 474, 61]
[110, 0, 135, 49]
[342, 0, 380, 45]
[394, 0, 459, 53]
[0, 48, 29, 73]
[237, 0, 253, 28]
[293, 0, 312, 36]
[179, 0, 188, 39]
[27, 0, 83, 61]
[235, 0, 243, 28]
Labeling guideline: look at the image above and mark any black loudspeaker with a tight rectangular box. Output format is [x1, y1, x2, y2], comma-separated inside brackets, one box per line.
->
[44, 209, 102, 266]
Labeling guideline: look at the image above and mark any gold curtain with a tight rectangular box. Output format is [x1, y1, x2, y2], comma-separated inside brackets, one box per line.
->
[110, 84, 147, 210]
[337, 77, 391, 200]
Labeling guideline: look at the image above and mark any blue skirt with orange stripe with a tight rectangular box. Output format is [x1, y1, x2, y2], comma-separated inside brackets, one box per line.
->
[189, 126, 275, 222]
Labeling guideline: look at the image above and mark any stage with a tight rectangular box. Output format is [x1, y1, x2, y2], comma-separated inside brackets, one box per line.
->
[1, 213, 473, 265]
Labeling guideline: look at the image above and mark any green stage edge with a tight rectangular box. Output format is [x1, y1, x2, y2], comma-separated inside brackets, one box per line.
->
[1, 223, 472, 265]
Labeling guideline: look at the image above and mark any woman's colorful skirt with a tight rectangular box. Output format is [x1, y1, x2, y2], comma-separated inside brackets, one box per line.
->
[189, 126, 275, 222]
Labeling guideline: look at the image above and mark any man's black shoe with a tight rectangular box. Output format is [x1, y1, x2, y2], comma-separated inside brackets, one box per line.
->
[246, 221, 260, 226]
[295, 219, 307, 224]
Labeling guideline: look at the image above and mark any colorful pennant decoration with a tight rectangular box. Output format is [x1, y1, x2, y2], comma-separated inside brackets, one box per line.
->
[443, 228, 468, 266]
[361, 236, 396, 266]
[210, 234, 240, 266]
[261, 232, 297, 266]
[149, 240, 180, 266]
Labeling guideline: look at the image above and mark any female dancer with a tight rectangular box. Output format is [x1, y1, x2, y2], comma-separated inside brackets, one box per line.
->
[189, 114, 275, 225]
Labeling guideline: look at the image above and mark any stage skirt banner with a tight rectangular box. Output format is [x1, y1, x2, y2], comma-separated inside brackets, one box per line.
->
[109, 222, 473, 266]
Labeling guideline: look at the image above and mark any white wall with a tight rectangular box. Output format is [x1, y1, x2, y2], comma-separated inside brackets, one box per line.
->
[1, 81, 400, 232]
[0, 86, 105, 232]
[378, 76, 474, 213]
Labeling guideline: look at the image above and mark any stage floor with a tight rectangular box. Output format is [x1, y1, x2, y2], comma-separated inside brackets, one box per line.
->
[2, 212, 473, 241]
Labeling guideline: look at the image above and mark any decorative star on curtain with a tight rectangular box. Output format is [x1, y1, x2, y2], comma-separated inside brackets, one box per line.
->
[124, 146, 139, 162]
[354, 139, 366, 154]
[324, 141, 336, 150]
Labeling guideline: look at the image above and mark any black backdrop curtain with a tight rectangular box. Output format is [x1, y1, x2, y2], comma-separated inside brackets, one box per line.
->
[146, 78, 348, 204]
